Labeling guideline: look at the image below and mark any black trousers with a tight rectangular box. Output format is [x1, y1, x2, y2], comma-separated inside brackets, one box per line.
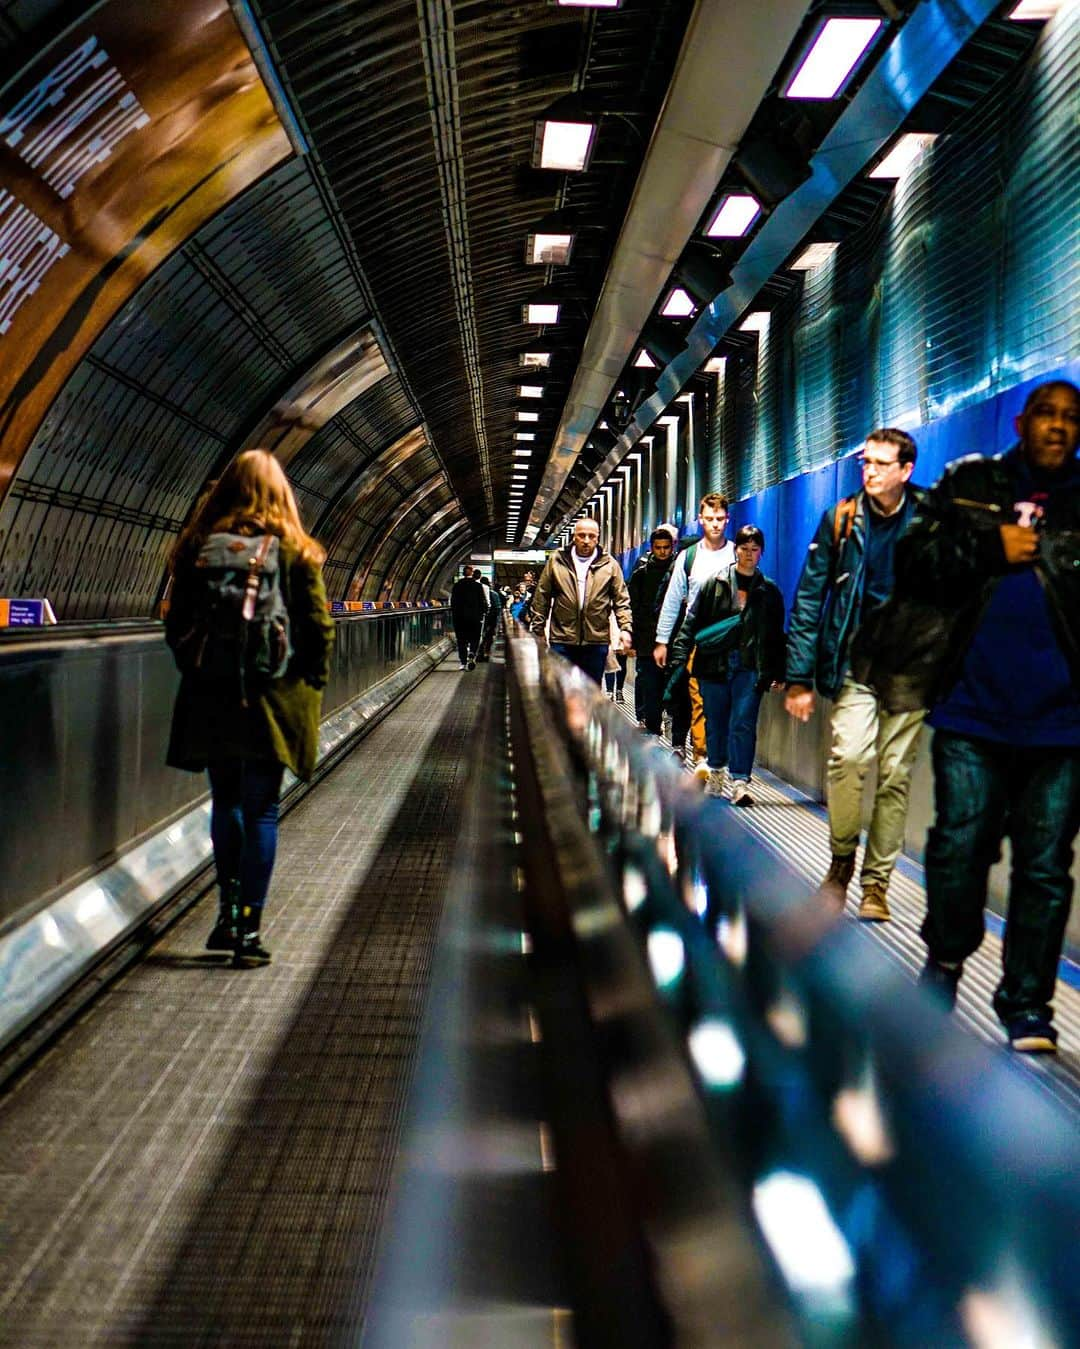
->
[455, 619, 482, 664]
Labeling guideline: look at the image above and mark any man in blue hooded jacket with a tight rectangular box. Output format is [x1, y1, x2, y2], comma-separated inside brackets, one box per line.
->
[858, 380, 1080, 1053]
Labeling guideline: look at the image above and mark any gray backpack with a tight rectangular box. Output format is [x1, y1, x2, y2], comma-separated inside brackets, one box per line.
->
[177, 533, 292, 702]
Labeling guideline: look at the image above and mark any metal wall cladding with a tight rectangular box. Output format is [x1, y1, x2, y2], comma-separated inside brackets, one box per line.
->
[716, 8, 1079, 501]
[0, 157, 373, 619]
[0, 610, 447, 930]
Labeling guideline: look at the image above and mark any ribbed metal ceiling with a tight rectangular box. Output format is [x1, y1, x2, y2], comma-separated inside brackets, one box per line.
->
[251, 0, 695, 539]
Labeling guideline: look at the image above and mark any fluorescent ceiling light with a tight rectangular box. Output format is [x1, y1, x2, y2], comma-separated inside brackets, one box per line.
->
[598, 420, 608, 429]
[661, 287, 697, 318]
[515, 432, 536, 441]
[526, 231, 575, 266]
[516, 410, 539, 422]
[869, 133, 937, 180]
[1008, 0, 1061, 15]
[520, 351, 552, 368]
[739, 312, 770, 333]
[524, 303, 560, 324]
[633, 349, 657, 369]
[790, 242, 839, 271]
[704, 356, 726, 375]
[518, 384, 544, 398]
[706, 193, 761, 238]
[557, 0, 621, 7]
[535, 119, 596, 172]
[783, 18, 882, 100]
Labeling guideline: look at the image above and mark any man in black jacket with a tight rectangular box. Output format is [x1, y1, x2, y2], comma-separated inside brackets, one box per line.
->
[785, 429, 924, 922]
[627, 529, 674, 733]
[449, 565, 487, 670]
[859, 380, 1080, 1052]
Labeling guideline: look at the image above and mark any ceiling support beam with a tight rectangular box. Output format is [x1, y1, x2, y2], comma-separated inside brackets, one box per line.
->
[525, 0, 810, 543]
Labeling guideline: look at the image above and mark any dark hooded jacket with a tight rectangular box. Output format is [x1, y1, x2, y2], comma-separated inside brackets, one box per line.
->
[854, 448, 1080, 713]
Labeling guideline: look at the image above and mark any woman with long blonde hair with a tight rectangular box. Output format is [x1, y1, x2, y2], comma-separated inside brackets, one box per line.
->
[165, 450, 334, 966]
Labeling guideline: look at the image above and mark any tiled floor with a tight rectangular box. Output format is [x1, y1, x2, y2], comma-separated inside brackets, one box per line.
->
[0, 657, 487, 1348]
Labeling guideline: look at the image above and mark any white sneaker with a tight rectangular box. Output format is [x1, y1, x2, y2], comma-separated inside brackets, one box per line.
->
[703, 769, 726, 798]
[731, 779, 754, 807]
[458, 662, 467, 670]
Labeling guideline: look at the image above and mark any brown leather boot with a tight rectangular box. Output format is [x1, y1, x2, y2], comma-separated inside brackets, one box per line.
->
[858, 882, 891, 923]
[817, 853, 856, 911]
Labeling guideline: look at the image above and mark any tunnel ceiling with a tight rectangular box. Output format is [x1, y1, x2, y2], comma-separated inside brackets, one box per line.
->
[0, 0, 1053, 615]
[249, 0, 697, 541]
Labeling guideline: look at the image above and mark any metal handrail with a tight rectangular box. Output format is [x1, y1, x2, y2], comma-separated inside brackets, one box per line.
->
[506, 623, 1080, 1348]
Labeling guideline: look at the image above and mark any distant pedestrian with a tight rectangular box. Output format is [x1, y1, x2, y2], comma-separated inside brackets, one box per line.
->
[669, 525, 785, 804]
[627, 528, 675, 732]
[529, 518, 632, 683]
[654, 494, 735, 775]
[450, 565, 487, 669]
[165, 449, 334, 966]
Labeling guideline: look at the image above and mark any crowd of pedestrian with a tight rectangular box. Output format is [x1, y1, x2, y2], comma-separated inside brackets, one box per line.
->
[473, 378, 1080, 1056]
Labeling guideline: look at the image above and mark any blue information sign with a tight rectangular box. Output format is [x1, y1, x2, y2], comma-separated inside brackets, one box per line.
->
[8, 599, 45, 625]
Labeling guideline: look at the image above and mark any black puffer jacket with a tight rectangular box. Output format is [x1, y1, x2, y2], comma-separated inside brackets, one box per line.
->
[671, 565, 786, 688]
[854, 448, 1080, 712]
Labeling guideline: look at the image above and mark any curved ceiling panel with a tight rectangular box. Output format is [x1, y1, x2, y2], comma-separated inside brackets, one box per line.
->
[0, 0, 292, 496]
[0, 153, 385, 616]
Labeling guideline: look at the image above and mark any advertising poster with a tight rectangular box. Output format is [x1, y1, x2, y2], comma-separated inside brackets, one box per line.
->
[0, 0, 293, 500]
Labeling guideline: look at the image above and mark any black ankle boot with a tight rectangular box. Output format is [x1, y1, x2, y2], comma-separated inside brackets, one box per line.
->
[232, 904, 272, 968]
[206, 881, 241, 952]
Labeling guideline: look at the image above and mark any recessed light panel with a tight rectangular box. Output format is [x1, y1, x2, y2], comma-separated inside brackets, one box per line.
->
[516, 411, 540, 422]
[1008, 0, 1061, 15]
[661, 287, 697, 318]
[515, 432, 536, 441]
[739, 312, 770, 334]
[790, 242, 840, 271]
[524, 303, 560, 324]
[704, 357, 727, 375]
[526, 232, 574, 265]
[783, 18, 882, 100]
[869, 133, 937, 180]
[518, 385, 544, 398]
[706, 194, 761, 238]
[535, 119, 596, 172]
[633, 349, 657, 369]
[520, 351, 552, 368]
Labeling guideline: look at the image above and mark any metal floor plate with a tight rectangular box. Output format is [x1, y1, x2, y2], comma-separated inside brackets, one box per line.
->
[0, 657, 486, 1348]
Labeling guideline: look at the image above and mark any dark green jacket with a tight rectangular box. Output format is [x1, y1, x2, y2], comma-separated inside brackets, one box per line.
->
[165, 547, 335, 779]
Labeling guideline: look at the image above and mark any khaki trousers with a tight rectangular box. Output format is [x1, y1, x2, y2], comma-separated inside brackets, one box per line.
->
[827, 676, 925, 888]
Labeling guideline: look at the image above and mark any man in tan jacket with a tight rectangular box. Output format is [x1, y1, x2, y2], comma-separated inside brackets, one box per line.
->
[529, 517, 632, 683]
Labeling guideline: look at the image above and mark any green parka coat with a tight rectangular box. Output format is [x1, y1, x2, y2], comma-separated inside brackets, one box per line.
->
[165, 544, 335, 780]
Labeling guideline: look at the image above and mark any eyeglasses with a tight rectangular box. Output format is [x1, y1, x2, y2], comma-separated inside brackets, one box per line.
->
[858, 455, 901, 472]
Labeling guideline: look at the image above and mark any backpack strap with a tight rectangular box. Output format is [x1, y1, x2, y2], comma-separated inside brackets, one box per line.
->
[242, 535, 274, 622]
[682, 541, 697, 576]
[832, 496, 857, 549]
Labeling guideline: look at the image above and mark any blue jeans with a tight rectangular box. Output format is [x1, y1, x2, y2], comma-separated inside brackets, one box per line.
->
[551, 642, 608, 685]
[697, 652, 763, 780]
[208, 759, 285, 913]
[923, 731, 1080, 1024]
